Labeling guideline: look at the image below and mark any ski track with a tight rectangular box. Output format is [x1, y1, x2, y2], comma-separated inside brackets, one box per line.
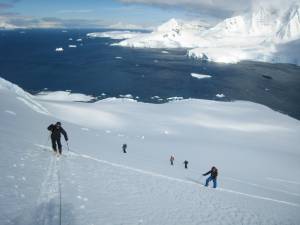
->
[36, 152, 61, 225]
[267, 177, 300, 186]
[35, 144, 300, 208]
[223, 177, 300, 197]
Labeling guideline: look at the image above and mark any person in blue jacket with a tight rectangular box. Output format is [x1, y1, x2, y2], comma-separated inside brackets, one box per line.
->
[203, 166, 218, 188]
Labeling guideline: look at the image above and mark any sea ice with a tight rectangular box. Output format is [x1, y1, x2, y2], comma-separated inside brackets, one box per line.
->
[55, 47, 64, 52]
[191, 73, 212, 79]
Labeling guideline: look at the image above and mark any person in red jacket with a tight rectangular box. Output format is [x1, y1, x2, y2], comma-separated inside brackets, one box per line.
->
[47, 122, 68, 155]
[203, 166, 218, 188]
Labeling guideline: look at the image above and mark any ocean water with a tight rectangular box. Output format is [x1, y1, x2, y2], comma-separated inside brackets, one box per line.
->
[0, 29, 300, 119]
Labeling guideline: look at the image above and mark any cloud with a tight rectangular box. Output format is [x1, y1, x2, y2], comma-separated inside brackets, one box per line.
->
[0, 3, 13, 10]
[0, 14, 110, 29]
[57, 9, 94, 14]
[118, 0, 300, 18]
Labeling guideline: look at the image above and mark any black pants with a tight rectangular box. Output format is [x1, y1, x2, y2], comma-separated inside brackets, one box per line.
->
[51, 137, 62, 154]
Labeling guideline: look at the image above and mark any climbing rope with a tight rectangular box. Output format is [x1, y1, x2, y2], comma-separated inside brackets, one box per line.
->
[57, 160, 62, 225]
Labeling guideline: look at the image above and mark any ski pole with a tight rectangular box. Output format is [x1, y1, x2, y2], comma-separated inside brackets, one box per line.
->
[66, 141, 70, 152]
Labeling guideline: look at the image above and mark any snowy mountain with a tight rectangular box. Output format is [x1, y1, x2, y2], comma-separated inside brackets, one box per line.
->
[1, 77, 300, 224]
[248, 6, 280, 36]
[114, 18, 210, 48]
[276, 4, 300, 42]
[0, 19, 19, 30]
[99, 4, 300, 65]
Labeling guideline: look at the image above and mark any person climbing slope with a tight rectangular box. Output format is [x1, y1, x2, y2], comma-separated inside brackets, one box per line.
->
[183, 160, 189, 169]
[122, 143, 127, 153]
[203, 166, 218, 188]
[47, 122, 68, 155]
[170, 155, 175, 166]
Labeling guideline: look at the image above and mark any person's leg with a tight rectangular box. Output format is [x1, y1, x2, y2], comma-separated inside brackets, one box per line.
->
[213, 178, 217, 188]
[205, 176, 212, 186]
[51, 137, 57, 152]
[57, 138, 62, 154]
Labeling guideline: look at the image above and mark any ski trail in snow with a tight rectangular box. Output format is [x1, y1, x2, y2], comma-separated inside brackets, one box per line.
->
[35, 144, 300, 208]
[36, 154, 61, 225]
[223, 177, 300, 197]
[267, 177, 300, 185]
[70, 152, 300, 208]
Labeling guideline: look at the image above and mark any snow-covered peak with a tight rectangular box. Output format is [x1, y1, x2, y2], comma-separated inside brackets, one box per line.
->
[276, 4, 300, 42]
[156, 18, 182, 32]
[210, 16, 247, 35]
[248, 5, 279, 35]
[0, 21, 19, 30]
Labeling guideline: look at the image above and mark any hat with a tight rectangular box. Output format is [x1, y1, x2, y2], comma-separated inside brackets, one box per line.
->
[56, 122, 61, 126]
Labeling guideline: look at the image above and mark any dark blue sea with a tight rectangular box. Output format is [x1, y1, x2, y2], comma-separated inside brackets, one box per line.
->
[0, 29, 300, 119]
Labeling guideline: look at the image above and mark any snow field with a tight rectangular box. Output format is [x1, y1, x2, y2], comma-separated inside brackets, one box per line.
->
[0, 77, 300, 224]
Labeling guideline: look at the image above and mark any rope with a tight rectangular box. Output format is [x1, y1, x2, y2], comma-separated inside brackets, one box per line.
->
[57, 160, 62, 225]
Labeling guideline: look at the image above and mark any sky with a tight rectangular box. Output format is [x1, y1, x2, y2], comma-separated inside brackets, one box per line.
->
[0, 0, 298, 29]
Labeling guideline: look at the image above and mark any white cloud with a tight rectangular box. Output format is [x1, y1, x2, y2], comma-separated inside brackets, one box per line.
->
[119, 0, 299, 17]
[57, 9, 94, 14]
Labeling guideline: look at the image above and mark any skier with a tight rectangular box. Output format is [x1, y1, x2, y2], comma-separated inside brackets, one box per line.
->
[170, 155, 175, 166]
[47, 122, 68, 155]
[183, 160, 189, 169]
[203, 166, 218, 188]
[122, 144, 127, 153]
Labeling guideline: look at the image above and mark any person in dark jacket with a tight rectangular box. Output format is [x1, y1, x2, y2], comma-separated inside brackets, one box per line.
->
[203, 166, 218, 188]
[122, 144, 127, 153]
[47, 122, 68, 155]
[183, 160, 189, 169]
[170, 155, 175, 166]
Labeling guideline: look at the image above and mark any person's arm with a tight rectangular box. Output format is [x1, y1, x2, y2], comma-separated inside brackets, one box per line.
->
[203, 170, 211, 176]
[47, 124, 54, 131]
[61, 128, 68, 141]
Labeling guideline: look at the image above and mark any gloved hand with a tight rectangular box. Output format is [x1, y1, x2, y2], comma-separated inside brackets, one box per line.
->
[66, 138, 68, 142]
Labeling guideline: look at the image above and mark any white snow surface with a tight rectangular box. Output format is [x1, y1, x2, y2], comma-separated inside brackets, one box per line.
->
[112, 5, 300, 65]
[1, 77, 300, 225]
[87, 31, 142, 40]
[35, 91, 95, 102]
[191, 73, 212, 79]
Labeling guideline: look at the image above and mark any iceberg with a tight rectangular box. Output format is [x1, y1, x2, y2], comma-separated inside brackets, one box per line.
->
[216, 94, 226, 98]
[87, 31, 143, 40]
[191, 73, 212, 79]
[35, 91, 95, 102]
[55, 47, 64, 52]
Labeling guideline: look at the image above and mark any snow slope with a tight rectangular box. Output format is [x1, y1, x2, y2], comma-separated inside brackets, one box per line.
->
[106, 5, 300, 65]
[1, 77, 300, 225]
